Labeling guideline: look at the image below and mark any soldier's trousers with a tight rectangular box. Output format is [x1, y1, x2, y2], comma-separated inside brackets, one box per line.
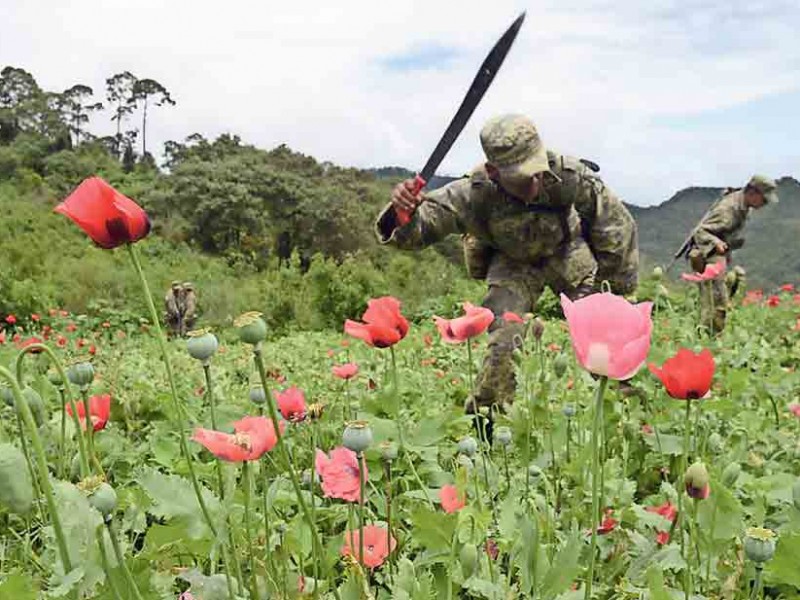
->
[468, 243, 596, 414]
[699, 256, 728, 334]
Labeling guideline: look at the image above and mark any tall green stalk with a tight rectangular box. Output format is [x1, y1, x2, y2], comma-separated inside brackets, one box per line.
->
[584, 375, 608, 600]
[105, 518, 144, 600]
[358, 451, 366, 569]
[0, 367, 72, 574]
[126, 244, 218, 538]
[242, 462, 259, 600]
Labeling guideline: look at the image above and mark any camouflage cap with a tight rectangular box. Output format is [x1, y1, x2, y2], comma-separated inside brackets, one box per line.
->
[171, 280, 182, 288]
[479, 114, 551, 179]
[747, 174, 779, 204]
[183, 281, 194, 290]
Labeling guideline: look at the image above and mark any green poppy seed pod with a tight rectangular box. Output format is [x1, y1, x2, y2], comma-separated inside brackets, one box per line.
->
[652, 266, 664, 281]
[494, 426, 512, 447]
[684, 462, 710, 500]
[459, 544, 478, 577]
[707, 432, 723, 454]
[553, 353, 568, 378]
[234, 311, 267, 345]
[0, 443, 34, 514]
[528, 464, 543, 481]
[186, 329, 219, 362]
[249, 385, 267, 405]
[743, 527, 777, 564]
[722, 462, 741, 487]
[380, 441, 398, 462]
[457, 436, 478, 457]
[342, 420, 373, 454]
[0, 386, 13, 407]
[562, 403, 576, 418]
[531, 317, 545, 341]
[47, 369, 64, 388]
[456, 454, 474, 472]
[22, 387, 45, 428]
[89, 482, 117, 519]
[67, 361, 95, 388]
[792, 479, 800, 511]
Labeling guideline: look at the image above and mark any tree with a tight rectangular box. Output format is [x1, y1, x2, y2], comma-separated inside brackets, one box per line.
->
[105, 71, 137, 156]
[0, 67, 42, 143]
[131, 78, 175, 157]
[60, 84, 103, 145]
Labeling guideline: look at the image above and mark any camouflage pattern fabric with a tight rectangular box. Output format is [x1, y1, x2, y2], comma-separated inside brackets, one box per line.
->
[164, 283, 182, 337]
[692, 190, 749, 258]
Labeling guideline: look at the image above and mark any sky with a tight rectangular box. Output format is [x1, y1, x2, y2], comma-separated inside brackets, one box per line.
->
[2, 0, 799, 206]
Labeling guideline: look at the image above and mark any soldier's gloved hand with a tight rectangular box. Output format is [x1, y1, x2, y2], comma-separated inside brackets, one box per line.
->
[715, 241, 728, 255]
[391, 179, 423, 215]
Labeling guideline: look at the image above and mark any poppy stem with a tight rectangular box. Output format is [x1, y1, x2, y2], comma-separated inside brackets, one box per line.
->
[79, 387, 103, 477]
[750, 565, 763, 600]
[105, 517, 144, 600]
[680, 398, 692, 599]
[384, 458, 393, 578]
[57, 386, 67, 479]
[0, 366, 73, 575]
[242, 462, 259, 600]
[358, 451, 366, 569]
[309, 424, 320, 599]
[584, 374, 607, 600]
[252, 348, 343, 600]
[96, 525, 124, 600]
[126, 244, 218, 538]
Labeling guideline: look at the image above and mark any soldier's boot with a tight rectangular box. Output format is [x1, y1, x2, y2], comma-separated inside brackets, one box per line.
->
[726, 266, 746, 299]
[465, 321, 525, 442]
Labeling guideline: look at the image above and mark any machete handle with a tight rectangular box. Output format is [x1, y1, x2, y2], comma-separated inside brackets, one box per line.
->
[395, 174, 427, 226]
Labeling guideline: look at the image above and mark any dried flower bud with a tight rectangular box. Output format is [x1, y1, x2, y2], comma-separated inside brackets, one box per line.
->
[531, 317, 545, 341]
[743, 527, 777, 564]
[342, 421, 373, 454]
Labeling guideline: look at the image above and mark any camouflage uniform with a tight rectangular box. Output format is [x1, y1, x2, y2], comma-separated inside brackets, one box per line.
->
[376, 115, 599, 412]
[179, 282, 198, 336]
[164, 281, 182, 338]
[689, 175, 778, 332]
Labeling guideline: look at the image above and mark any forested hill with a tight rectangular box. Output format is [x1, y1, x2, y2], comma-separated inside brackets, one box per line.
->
[629, 177, 800, 287]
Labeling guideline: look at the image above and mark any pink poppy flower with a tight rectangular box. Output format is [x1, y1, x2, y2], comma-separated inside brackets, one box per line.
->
[560, 292, 653, 380]
[4, 314, 16, 325]
[66, 394, 112, 431]
[433, 302, 495, 344]
[273, 386, 307, 422]
[16, 336, 44, 354]
[192, 416, 283, 462]
[315, 447, 366, 502]
[332, 363, 359, 380]
[766, 295, 780, 307]
[780, 283, 794, 293]
[30, 313, 40, 322]
[340, 524, 396, 569]
[681, 261, 726, 282]
[502, 311, 524, 324]
[439, 484, 466, 513]
[0, 331, 5, 344]
[789, 403, 800, 418]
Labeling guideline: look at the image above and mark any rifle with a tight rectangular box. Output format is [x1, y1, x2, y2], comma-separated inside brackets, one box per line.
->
[664, 189, 732, 273]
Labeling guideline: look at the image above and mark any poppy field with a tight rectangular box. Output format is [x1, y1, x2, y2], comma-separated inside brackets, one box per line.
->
[1, 180, 800, 600]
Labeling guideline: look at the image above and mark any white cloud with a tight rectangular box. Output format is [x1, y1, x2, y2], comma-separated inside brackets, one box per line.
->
[1, 0, 799, 205]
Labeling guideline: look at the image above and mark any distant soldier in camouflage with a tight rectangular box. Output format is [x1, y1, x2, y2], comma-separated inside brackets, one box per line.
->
[179, 282, 198, 336]
[377, 114, 638, 416]
[687, 174, 778, 333]
[164, 281, 183, 338]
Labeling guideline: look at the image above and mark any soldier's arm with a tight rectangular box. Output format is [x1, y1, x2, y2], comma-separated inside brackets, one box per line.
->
[693, 205, 737, 252]
[375, 178, 473, 249]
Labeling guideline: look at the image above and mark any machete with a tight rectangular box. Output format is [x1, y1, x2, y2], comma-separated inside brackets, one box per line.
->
[396, 12, 526, 225]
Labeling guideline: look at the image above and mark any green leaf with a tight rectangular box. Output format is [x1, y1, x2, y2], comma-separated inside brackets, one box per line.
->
[697, 479, 743, 541]
[409, 507, 456, 553]
[0, 573, 37, 600]
[139, 468, 220, 539]
[540, 529, 582, 599]
[642, 432, 683, 456]
[392, 558, 436, 600]
[765, 532, 800, 587]
[645, 565, 673, 600]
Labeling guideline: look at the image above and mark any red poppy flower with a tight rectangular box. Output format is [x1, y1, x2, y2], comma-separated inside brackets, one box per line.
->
[16, 336, 44, 354]
[340, 524, 396, 569]
[681, 261, 726, 282]
[4, 315, 16, 325]
[66, 394, 112, 431]
[59, 310, 69, 317]
[66, 323, 77, 332]
[647, 501, 677, 523]
[12, 333, 20, 343]
[344, 296, 409, 348]
[439, 484, 466, 513]
[332, 363, 359, 380]
[433, 302, 495, 344]
[0, 331, 5, 344]
[590, 509, 618, 535]
[656, 530, 671, 545]
[788, 403, 800, 418]
[326, 348, 335, 358]
[49, 309, 58, 317]
[502, 311, 524, 324]
[485, 538, 499, 560]
[648, 348, 715, 400]
[77, 338, 87, 348]
[273, 386, 307, 422]
[102, 321, 111, 329]
[780, 284, 794, 293]
[315, 447, 366, 502]
[766, 295, 780, 307]
[423, 333, 433, 347]
[88, 344, 97, 356]
[192, 416, 283, 462]
[55, 177, 151, 249]
[56, 336, 68, 348]
[30, 314, 40, 322]
[641, 423, 653, 435]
